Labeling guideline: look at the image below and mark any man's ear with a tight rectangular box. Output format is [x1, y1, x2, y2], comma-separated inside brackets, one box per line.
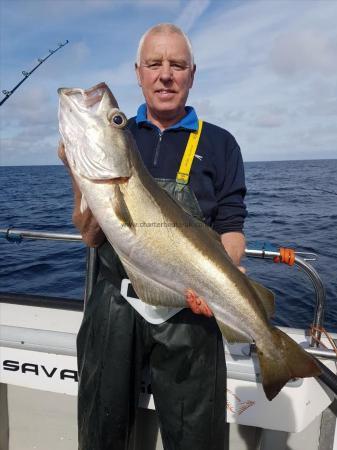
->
[135, 63, 142, 87]
[190, 64, 196, 88]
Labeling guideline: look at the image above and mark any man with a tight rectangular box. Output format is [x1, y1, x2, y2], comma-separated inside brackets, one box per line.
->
[61, 23, 246, 450]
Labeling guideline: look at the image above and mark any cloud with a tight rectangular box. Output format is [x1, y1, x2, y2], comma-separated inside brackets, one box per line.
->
[94, 61, 137, 87]
[0, 87, 56, 128]
[269, 30, 337, 77]
[70, 41, 91, 64]
[185, 1, 337, 161]
[253, 113, 284, 128]
[0, 137, 59, 165]
[1, 0, 337, 164]
[191, 0, 288, 72]
[2, 0, 180, 28]
[175, 0, 210, 32]
[190, 97, 215, 117]
[130, 0, 181, 10]
[0, 125, 59, 166]
[0, 83, 59, 165]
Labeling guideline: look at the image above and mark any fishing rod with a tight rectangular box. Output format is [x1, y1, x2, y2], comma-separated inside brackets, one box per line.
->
[0, 40, 69, 106]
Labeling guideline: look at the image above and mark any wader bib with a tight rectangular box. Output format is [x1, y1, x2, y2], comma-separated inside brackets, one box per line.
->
[77, 123, 226, 450]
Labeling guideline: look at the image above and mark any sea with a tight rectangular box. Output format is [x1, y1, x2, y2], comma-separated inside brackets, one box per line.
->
[0, 159, 336, 332]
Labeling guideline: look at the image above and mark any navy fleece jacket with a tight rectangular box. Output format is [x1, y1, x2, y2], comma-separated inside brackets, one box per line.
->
[127, 107, 247, 234]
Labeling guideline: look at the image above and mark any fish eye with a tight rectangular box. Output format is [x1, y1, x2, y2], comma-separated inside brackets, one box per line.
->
[108, 109, 127, 128]
[113, 115, 123, 125]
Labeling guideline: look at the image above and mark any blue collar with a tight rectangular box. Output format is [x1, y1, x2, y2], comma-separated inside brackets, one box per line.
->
[135, 103, 198, 131]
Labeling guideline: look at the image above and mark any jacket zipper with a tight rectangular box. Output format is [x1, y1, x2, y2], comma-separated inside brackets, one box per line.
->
[153, 131, 163, 167]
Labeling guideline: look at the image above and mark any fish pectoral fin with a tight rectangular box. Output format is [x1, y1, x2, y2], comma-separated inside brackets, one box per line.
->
[119, 255, 185, 308]
[112, 185, 134, 230]
[248, 278, 275, 318]
[216, 320, 252, 344]
[185, 289, 213, 317]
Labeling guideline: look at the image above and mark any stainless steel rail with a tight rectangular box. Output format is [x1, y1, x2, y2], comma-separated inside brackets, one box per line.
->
[245, 249, 326, 347]
[306, 347, 337, 360]
[0, 228, 82, 242]
[0, 228, 98, 303]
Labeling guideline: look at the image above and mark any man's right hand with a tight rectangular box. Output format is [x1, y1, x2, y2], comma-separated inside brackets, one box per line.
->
[58, 142, 106, 248]
[58, 141, 69, 168]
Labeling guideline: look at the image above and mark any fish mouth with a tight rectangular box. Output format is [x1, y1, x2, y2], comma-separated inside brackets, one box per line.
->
[58, 82, 119, 110]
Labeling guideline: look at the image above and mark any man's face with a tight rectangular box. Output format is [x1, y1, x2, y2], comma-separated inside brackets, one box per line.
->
[135, 32, 195, 122]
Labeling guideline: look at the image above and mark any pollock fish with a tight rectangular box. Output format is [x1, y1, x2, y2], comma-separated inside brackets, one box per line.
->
[58, 82, 321, 400]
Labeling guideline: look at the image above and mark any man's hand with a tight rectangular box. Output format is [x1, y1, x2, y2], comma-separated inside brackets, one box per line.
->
[221, 232, 246, 272]
[58, 141, 69, 168]
[58, 141, 105, 248]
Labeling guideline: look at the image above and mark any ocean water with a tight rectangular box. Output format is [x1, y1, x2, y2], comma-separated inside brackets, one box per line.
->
[0, 160, 336, 332]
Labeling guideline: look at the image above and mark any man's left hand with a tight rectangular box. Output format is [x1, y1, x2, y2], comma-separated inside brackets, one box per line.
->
[221, 232, 246, 272]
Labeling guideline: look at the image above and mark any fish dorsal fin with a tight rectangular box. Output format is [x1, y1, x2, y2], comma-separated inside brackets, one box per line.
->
[118, 254, 185, 308]
[216, 320, 252, 344]
[248, 278, 275, 318]
[112, 185, 134, 230]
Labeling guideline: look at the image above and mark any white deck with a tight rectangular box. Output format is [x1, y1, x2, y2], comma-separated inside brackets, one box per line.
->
[0, 302, 336, 450]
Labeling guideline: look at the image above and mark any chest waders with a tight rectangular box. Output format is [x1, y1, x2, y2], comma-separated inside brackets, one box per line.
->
[77, 123, 227, 450]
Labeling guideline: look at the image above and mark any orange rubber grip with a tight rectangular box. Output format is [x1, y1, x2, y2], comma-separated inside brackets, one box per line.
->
[273, 247, 296, 266]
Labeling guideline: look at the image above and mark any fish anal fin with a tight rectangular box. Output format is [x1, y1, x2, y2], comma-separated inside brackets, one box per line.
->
[249, 278, 275, 318]
[112, 185, 134, 230]
[257, 327, 322, 401]
[119, 255, 185, 308]
[216, 320, 252, 344]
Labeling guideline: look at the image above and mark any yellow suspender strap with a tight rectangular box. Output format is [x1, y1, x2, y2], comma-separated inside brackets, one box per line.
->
[176, 119, 203, 185]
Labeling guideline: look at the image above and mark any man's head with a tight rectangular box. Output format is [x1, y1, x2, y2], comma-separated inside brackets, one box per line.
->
[135, 24, 196, 128]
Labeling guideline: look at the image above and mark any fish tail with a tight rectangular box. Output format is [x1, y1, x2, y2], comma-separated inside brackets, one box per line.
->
[257, 327, 322, 401]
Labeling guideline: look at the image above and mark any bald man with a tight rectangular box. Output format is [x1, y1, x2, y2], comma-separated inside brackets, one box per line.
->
[67, 23, 247, 450]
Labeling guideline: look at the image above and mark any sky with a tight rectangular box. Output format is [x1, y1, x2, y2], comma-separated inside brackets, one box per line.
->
[0, 0, 336, 165]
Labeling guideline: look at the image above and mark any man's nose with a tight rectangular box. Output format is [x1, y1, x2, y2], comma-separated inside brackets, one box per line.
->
[159, 62, 173, 81]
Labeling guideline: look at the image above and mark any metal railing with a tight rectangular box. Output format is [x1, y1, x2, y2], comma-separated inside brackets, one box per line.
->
[0, 228, 96, 304]
[0, 228, 82, 242]
[245, 248, 326, 347]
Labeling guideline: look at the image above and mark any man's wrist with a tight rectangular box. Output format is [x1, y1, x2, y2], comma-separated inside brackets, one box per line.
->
[220, 231, 246, 267]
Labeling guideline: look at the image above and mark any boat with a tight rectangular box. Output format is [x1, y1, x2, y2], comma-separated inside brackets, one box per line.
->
[0, 228, 336, 450]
